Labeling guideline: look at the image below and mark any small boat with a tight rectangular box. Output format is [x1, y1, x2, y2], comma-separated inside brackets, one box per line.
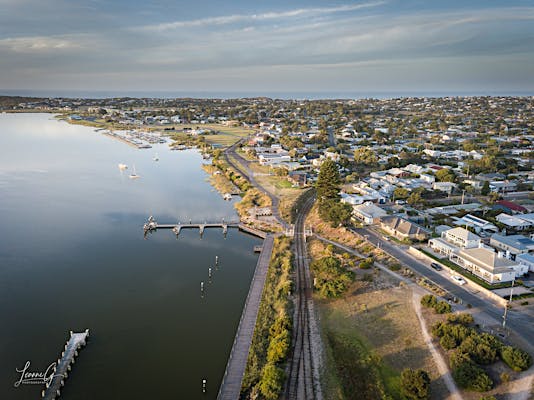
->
[153, 153, 159, 161]
[129, 165, 140, 179]
[118, 163, 128, 170]
[223, 193, 232, 201]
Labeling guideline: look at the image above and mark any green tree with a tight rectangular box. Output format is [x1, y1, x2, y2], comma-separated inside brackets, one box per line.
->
[316, 159, 341, 202]
[435, 168, 456, 182]
[353, 147, 378, 165]
[322, 199, 353, 227]
[400, 368, 431, 400]
[394, 187, 409, 200]
[480, 181, 490, 196]
[311, 256, 354, 298]
[407, 191, 424, 207]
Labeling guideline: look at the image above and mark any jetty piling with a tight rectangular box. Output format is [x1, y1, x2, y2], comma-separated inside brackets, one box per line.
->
[41, 329, 89, 400]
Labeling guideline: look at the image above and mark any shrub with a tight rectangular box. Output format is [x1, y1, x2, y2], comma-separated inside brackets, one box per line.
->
[359, 257, 374, 269]
[258, 363, 285, 400]
[500, 346, 532, 372]
[500, 371, 510, 383]
[400, 368, 431, 400]
[459, 336, 497, 365]
[440, 334, 458, 350]
[450, 350, 472, 370]
[421, 295, 437, 308]
[389, 263, 401, 271]
[479, 396, 497, 400]
[266, 330, 290, 364]
[447, 313, 474, 325]
[434, 301, 452, 314]
[311, 256, 354, 298]
[452, 361, 493, 392]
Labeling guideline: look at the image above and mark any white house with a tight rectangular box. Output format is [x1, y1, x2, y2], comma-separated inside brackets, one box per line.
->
[352, 202, 388, 225]
[517, 253, 534, 273]
[428, 227, 481, 257]
[443, 227, 481, 248]
[496, 213, 533, 230]
[450, 247, 527, 284]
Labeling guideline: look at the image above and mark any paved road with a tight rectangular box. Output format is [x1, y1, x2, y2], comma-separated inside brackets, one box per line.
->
[327, 127, 336, 148]
[352, 227, 534, 350]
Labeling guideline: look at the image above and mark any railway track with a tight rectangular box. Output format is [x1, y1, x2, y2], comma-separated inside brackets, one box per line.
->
[285, 196, 322, 400]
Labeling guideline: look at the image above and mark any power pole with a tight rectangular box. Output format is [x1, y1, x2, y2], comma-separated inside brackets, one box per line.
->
[502, 279, 515, 329]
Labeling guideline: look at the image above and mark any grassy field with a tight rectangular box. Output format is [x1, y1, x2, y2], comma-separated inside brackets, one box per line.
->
[309, 239, 447, 400]
[172, 123, 252, 147]
[201, 164, 240, 195]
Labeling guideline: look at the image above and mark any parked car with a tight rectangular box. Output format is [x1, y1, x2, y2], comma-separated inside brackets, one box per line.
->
[430, 262, 442, 271]
[452, 275, 467, 285]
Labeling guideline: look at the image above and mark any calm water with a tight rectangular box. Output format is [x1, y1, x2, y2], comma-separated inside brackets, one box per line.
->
[0, 113, 261, 399]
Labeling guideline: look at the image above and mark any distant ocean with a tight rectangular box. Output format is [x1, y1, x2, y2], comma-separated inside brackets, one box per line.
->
[1, 89, 533, 100]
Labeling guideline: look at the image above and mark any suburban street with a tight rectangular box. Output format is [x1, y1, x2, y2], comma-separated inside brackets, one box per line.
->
[352, 227, 534, 350]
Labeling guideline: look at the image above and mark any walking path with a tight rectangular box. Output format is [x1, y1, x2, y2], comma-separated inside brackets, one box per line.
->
[217, 235, 274, 400]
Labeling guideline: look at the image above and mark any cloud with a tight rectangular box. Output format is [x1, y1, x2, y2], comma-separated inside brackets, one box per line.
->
[138, 1, 386, 31]
[0, 35, 82, 53]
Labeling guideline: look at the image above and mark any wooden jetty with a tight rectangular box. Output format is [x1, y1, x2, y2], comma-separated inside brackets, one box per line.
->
[217, 235, 274, 400]
[142, 217, 268, 239]
[41, 330, 89, 400]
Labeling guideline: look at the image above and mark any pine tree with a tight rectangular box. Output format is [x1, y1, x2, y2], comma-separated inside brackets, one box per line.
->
[316, 159, 341, 203]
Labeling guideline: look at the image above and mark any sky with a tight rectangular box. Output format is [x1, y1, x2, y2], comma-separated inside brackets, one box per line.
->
[0, 0, 533, 95]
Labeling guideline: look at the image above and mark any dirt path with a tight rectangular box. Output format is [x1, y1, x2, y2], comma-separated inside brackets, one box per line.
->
[315, 234, 464, 399]
[412, 290, 464, 400]
[506, 372, 534, 400]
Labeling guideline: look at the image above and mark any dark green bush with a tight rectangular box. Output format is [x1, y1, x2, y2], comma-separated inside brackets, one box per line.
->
[500, 346, 532, 372]
[434, 301, 452, 314]
[400, 368, 431, 400]
[440, 334, 458, 350]
[421, 294, 437, 308]
[447, 313, 474, 325]
[452, 361, 493, 392]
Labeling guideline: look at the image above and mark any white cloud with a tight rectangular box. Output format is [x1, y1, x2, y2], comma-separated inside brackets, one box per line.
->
[0, 35, 82, 53]
[138, 1, 386, 31]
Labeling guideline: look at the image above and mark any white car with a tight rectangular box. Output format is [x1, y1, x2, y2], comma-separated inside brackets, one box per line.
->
[451, 275, 467, 285]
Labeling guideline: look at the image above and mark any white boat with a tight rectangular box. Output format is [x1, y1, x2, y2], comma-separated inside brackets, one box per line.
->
[129, 165, 140, 179]
[153, 153, 159, 161]
[118, 163, 128, 170]
[223, 193, 232, 201]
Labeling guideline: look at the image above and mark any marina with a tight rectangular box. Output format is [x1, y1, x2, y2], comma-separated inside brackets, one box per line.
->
[101, 129, 167, 149]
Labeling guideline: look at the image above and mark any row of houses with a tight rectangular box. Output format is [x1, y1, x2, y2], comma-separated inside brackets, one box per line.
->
[429, 227, 533, 284]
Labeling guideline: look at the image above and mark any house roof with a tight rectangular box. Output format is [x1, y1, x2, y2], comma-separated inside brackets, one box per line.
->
[456, 247, 517, 273]
[517, 253, 534, 265]
[353, 202, 387, 218]
[495, 200, 527, 213]
[380, 216, 429, 237]
[445, 227, 481, 242]
[490, 234, 534, 252]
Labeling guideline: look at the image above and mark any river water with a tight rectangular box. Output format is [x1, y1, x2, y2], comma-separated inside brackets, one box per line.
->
[0, 113, 260, 399]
